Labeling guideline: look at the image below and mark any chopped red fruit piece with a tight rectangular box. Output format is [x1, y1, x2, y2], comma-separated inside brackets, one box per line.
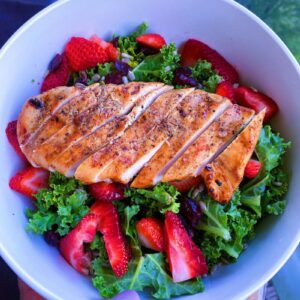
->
[41, 53, 70, 92]
[60, 214, 98, 275]
[169, 176, 202, 193]
[91, 202, 129, 277]
[89, 182, 125, 202]
[216, 81, 236, 103]
[164, 211, 208, 282]
[136, 33, 166, 50]
[90, 35, 119, 61]
[5, 120, 28, 162]
[136, 217, 164, 252]
[235, 86, 279, 123]
[181, 39, 239, 83]
[9, 167, 49, 199]
[65, 37, 112, 71]
[244, 159, 262, 179]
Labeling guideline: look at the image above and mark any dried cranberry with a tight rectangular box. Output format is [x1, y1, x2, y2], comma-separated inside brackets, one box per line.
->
[174, 67, 192, 77]
[105, 72, 123, 84]
[111, 37, 119, 48]
[44, 230, 61, 247]
[115, 60, 130, 75]
[48, 53, 62, 72]
[180, 197, 202, 227]
[138, 45, 159, 55]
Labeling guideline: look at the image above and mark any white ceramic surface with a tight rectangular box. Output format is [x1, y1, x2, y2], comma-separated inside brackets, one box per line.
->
[0, 0, 300, 299]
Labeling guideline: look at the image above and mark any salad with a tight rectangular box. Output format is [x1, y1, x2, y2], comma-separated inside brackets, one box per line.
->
[6, 23, 291, 299]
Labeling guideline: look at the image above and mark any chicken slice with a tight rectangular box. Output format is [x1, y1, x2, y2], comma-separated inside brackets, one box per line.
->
[162, 105, 255, 183]
[83, 90, 230, 185]
[18, 86, 81, 146]
[201, 109, 265, 203]
[23, 84, 100, 165]
[29, 82, 164, 168]
[52, 85, 173, 176]
[75, 88, 194, 183]
[131, 92, 232, 188]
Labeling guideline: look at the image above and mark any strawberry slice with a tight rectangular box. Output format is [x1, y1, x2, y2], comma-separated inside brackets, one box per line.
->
[41, 53, 70, 92]
[89, 182, 125, 202]
[65, 37, 113, 71]
[244, 159, 262, 179]
[164, 211, 208, 282]
[181, 39, 239, 83]
[216, 81, 236, 103]
[235, 86, 279, 123]
[136, 33, 166, 50]
[91, 202, 129, 277]
[136, 217, 164, 252]
[169, 176, 202, 193]
[90, 35, 119, 61]
[5, 120, 28, 162]
[60, 214, 98, 275]
[9, 167, 49, 199]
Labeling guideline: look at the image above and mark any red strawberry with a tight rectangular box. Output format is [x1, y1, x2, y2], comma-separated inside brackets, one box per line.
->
[60, 214, 98, 275]
[181, 39, 239, 83]
[9, 167, 49, 199]
[169, 176, 202, 193]
[65, 37, 112, 71]
[89, 182, 125, 202]
[244, 159, 262, 179]
[90, 35, 119, 61]
[136, 217, 164, 252]
[164, 211, 208, 282]
[91, 202, 129, 277]
[136, 34, 166, 50]
[235, 86, 279, 123]
[216, 81, 236, 103]
[41, 53, 70, 92]
[5, 120, 28, 162]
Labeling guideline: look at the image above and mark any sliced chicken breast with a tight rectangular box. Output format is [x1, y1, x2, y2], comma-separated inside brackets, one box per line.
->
[18, 86, 81, 146]
[51, 85, 173, 176]
[201, 109, 265, 203]
[162, 105, 255, 183]
[75, 88, 194, 183]
[131, 92, 232, 188]
[26, 82, 164, 168]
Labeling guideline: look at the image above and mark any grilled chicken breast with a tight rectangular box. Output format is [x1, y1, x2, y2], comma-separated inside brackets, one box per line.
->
[201, 109, 265, 203]
[162, 105, 255, 182]
[131, 92, 231, 188]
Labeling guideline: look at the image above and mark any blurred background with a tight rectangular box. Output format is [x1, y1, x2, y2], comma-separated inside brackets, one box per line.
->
[0, 0, 299, 299]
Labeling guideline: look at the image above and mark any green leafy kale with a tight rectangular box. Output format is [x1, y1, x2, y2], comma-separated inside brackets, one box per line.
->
[190, 60, 222, 92]
[26, 172, 90, 236]
[117, 22, 148, 68]
[133, 43, 180, 84]
[92, 253, 204, 299]
[125, 183, 181, 215]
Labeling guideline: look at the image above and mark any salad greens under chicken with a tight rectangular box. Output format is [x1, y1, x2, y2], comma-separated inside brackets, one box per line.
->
[7, 23, 291, 299]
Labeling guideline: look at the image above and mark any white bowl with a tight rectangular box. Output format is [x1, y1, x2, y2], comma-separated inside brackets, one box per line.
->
[0, 0, 300, 299]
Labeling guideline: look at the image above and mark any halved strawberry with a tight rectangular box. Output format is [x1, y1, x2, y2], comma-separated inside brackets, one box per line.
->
[216, 81, 236, 103]
[136, 33, 166, 50]
[9, 167, 49, 199]
[181, 39, 239, 83]
[164, 211, 208, 282]
[41, 53, 70, 93]
[136, 217, 164, 252]
[235, 86, 279, 123]
[244, 159, 262, 179]
[89, 182, 125, 202]
[90, 35, 119, 61]
[65, 37, 112, 71]
[60, 214, 98, 275]
[91, 202, 129, 277]
[169, 176, 202, 193]
[5, 120, 28, 162]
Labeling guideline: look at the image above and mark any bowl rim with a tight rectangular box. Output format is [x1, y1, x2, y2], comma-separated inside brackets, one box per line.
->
[1, 0, 300, 299]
